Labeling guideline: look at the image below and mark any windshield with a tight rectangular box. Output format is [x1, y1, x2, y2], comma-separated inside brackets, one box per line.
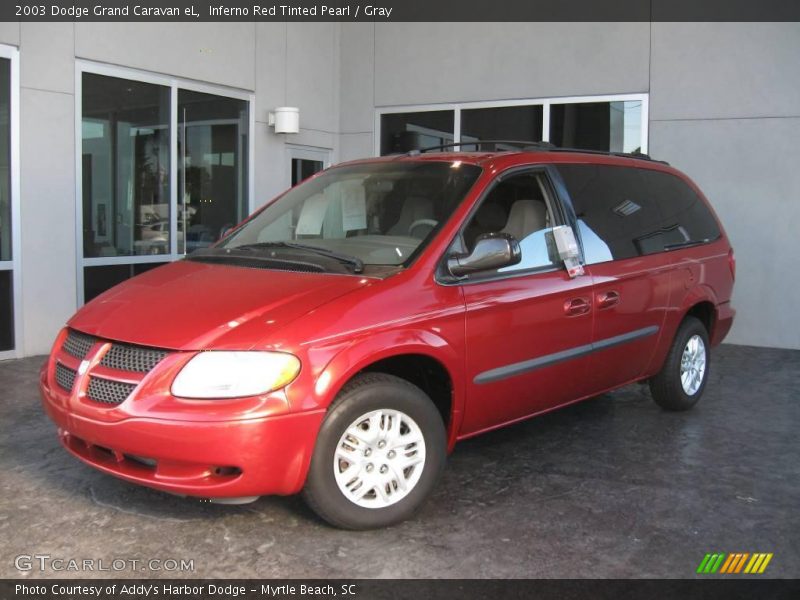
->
[216, 160, 481, 271]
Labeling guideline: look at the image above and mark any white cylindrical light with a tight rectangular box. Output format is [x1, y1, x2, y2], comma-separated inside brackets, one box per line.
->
[270, 106, 300, 134]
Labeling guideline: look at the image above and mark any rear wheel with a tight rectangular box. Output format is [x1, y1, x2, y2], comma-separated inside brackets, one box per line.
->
[302, 373, 446, 529]
[649, 316, 710, 411]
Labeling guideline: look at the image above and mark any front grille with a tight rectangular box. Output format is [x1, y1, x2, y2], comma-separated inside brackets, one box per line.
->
[54, 362, 77, 392]
[57, 330, 171, 407]
[101, 343, 168, 373]
[63, 329, 96, 359]
[87, 377, 137, 405]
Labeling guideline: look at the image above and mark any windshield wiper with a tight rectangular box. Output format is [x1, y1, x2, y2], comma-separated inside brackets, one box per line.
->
[231, 242, 364, 273]
[188, 249, 326, 272]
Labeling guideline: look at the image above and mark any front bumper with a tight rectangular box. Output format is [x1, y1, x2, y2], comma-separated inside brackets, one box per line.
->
[40, 368, 325, 498]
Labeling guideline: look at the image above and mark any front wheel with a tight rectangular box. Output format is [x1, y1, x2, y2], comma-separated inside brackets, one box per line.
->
[649, 316, 710, 411]
[302, 373, 446, 529]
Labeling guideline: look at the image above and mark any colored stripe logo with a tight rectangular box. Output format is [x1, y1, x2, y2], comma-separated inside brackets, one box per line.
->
[697, 552, 773, 574]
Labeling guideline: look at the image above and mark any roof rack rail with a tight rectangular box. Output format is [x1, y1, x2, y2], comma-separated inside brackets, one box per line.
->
[411, 140, 555, 154]
[408, 139, 666, 164]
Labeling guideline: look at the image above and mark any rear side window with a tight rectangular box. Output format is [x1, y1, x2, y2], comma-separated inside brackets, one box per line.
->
[557, 164, 721, 264]
[556, 164, 663, 262]
[640, 169, 721, 250]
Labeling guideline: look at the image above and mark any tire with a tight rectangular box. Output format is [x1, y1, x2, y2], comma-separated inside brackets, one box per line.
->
[649, 316, 710, 411]
[302, 373, 446, 529]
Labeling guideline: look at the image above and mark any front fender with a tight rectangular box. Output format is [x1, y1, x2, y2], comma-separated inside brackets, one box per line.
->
[307, 329, 465, 450]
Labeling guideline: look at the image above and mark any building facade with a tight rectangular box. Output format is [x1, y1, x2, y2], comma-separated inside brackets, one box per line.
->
[0, 22, 798, 358]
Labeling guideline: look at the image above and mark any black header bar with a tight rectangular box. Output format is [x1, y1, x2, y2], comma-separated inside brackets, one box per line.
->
[3, 579, 800, 600]
[2, 0, 799, 22]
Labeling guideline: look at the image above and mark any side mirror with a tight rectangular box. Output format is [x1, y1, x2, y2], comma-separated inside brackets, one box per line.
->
[447, 232, 521, 277]
[551, 225, 585, 278]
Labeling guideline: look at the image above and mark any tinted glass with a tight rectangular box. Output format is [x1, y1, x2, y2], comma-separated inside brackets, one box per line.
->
[641, 169, 721, 248]
[380, 111, 455, 155]
[82, 73, 170, 258]
[550, 100, 642, 153]
[178, 89, 249, 254]
[0, 270, 12, 351]
[558, 164, 721, 263]
[220, 161, 481, 269]
[460, 106, 543, 150]
[0, 58, 9, 262]
[84, 262, 167, 303]
[557, 164, 665, 263]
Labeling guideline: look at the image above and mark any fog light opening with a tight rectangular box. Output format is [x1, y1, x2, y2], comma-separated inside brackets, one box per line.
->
[213, 466, 242, 477]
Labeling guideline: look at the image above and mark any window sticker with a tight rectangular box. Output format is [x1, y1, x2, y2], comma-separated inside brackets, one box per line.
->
[342, 183, 367, 232]
[295, 193, 328, 235]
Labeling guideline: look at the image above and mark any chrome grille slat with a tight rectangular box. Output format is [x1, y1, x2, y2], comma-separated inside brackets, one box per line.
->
[54, 362, 77, 392]
[87, 377, 137, 405]
[62, 330, 97, 359]
[100, 343, 168, 373]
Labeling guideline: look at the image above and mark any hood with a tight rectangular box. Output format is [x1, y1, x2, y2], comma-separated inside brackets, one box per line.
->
[69, 260, 370, 350]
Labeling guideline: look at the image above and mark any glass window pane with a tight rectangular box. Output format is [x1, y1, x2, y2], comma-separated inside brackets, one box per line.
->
[81, 73, 171, 258]
[462, 173, 557, 275]
[220, 161, 481, 268]
[461, 105, 543, 150]
[292, 158, 324, 186]
[558, 164, 668, 263]
[550, 100, 642, 153]
[178, 90, 249, 254]
[84, 262, 168, 303]
[380, 111, 455, 155]
[0, 270, 13, 351]
[640, 169, 721, 246]
[0, 58, 10, 262]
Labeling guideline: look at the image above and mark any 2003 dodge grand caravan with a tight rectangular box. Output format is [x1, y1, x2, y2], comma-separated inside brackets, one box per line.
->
[41, 143, 735, 529]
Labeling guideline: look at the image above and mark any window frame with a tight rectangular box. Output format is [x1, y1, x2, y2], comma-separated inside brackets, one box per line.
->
[0, 44, 23, 360]
[286, 144, 332, 189]
[435, 164, 570, 286]
[0, 44, 20, 360]
[375, 93, 649, 156]
[75, 60, 256, 306]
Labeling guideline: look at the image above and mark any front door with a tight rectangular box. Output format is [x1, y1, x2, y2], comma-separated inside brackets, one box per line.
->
[456, 169, 596, 435]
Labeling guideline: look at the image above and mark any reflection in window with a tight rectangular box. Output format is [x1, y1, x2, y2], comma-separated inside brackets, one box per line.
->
[0, 58, 11, 262]
[558, 164, 662, 262]
[178, 90, 249, 254]
[380, 111, 455, 155]
[559, 164, 720, 264]
[0, 270, 12, 351]
[461, 105, 543, 149]
[550, 100, 642, 153]
[81, 73, 170, 258]
[83, 262, 168, 303]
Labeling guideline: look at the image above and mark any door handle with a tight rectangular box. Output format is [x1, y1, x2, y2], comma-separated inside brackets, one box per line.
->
[564, 297, 591, 316]
[596, 290, 620, 309]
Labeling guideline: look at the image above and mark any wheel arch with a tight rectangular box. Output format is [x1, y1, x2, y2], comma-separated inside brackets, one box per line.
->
[646, 285, 720, 377]
[679, 284, 720, 341]
[312, 330, 464, 451]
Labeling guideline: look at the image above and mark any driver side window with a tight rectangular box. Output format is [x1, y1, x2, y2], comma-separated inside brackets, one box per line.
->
[462, 172, 558, 274]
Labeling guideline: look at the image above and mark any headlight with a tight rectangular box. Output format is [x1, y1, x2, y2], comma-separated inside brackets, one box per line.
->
[171, 351, 301, 399]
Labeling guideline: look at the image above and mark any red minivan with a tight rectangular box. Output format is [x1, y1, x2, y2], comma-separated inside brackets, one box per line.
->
[40, 144, 735, 529]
